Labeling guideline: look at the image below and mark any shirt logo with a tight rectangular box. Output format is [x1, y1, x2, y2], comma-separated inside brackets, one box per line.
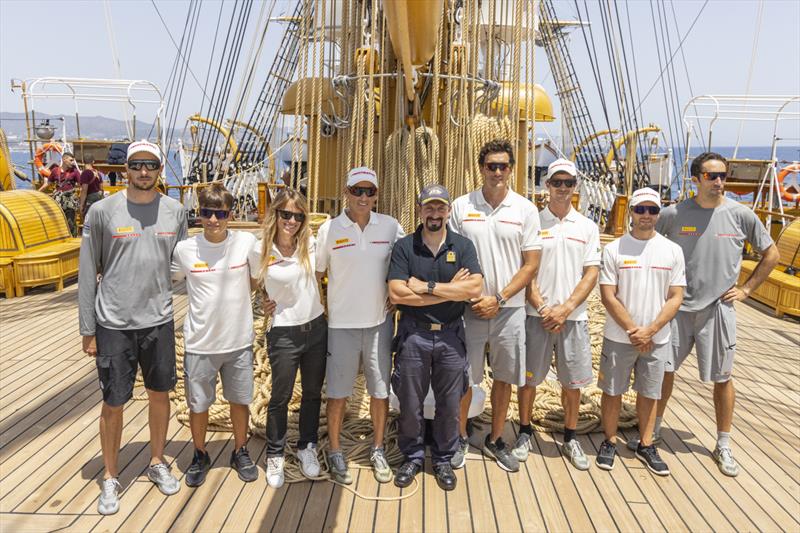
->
[446, 251, 456, 263]
[112, 226, 140, 239]
[116, 226, 134, 233]
[679, 226, 701, 236]
[333, 238, 356, 250]
[194, 262, 208, 268]
[620, 259, 640, 270]
[335, 238, 350, 244]
[463, 213, 485, 222]
[467, 213, 482, 218]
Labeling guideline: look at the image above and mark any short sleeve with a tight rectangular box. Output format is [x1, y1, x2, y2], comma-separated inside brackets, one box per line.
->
[176, 207, 189, 244]
[655, 205, 675, 238]
[461, 239, 483, 276]
[79, 169, 93, 185]
[315, 221, 330, 273]
[599, 245, 618, 286]
[584, 224, 601, 266]
[248, 239, 263, 279]
[670, 245, 687, 287]
[449, 198, 463, 235]
[742, 209, 774, 253]
[171, 244, 186, 282]
[521, 204, 542, 251]
[394, 220, 406, 244]
[387, 238, 412, 282]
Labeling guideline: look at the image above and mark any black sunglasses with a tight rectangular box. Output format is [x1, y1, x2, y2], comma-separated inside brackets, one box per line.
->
[199, 207, 230, 219]
[632, 205, 661, 215]
[127, 160, 160, 171]
[348, 186, 378, 197]
[485, 162, 510, 172]
[277, 209, 306, 222]
[701, 171, 727, 181]
[548, 178, 577, 188]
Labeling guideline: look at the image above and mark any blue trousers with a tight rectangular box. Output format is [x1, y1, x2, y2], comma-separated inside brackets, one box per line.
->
[392, 317, 469, 466]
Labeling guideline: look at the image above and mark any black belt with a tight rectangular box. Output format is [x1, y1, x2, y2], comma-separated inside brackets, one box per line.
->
[403, 317, 461, 332]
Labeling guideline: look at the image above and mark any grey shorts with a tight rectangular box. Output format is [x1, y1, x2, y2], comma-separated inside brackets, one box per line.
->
[525, 316, 593, 389]
[464, 306, 526, 387]
[184, 347, 254, 413]
[667, 301, 736, 383]
[598, 338, 669, 400]
[326, 316, 393, 399]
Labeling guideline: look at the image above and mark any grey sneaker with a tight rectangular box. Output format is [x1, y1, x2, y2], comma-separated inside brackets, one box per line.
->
[482, 435, 520, 472]
[231, 446, 258, 482]
[370, 446, 392, 483]
[327, 451, 353, 485]
[562, 440, 590, 471]
[595, 440, 616, 471]
[147, 463, 180, 495]
[713, 447, 740, 477]
[97, 478, 121, 515]
[636, 443, 670, 476]
[451, 436, 469, 469]
[626, 432, 663, 451]
[512, 433, 531, 462]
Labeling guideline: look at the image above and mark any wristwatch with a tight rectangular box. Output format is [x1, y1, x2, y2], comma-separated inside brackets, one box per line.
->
[428, 280, 437, 295]
[495, 293, 507, 307]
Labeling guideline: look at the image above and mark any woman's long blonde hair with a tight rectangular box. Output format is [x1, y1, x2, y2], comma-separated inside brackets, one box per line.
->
[258, 188, 312, 284]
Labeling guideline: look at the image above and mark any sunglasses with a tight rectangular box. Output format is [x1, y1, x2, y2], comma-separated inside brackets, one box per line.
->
[631, 205, 661, 215]
[348, 186, 378, 197]
[127, 160, 160, 171]
[485, 162, 510, 172]
[199, 207, 230, 219]
[701, 171, 727, 181]
[548, 178, 577, 188]
[277, 209, 306, 223]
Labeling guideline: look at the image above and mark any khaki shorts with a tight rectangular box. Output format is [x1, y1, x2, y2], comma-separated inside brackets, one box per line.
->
[598, 338, 669, 400]
[667, 301, 736, 383]
[525, 316, 593, 389]
[326, 317, 393, 399]
[464, 306, 526, 387]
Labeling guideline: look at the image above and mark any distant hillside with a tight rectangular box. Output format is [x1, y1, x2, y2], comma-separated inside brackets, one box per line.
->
[0, 112, 172, 144]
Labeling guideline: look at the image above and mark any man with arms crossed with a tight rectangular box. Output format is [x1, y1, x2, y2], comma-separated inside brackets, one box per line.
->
[79, 140, 187, 514]
[450, 139, 541, 472]
[519, 159, 600, 469]
[642, 152, 779, 476]
[388, 185, 483, 491]
[597, 188, 685, 475]
[316, 167, 404, 484]
[171, 183, 259, 487]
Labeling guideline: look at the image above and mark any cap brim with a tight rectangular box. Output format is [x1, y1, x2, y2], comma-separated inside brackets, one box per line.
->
[419, 197, 449, 205]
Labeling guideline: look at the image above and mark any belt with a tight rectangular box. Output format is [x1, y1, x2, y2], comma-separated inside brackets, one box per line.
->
[273, 313, 325, 333]
[405, 318, 461, 332]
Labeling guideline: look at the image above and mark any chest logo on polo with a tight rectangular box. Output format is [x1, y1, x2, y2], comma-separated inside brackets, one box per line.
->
[268, 255, 286, 266]
[333, 238, 356, 250]
[112, 226, 141, 239]
[446, 251, 456, 263]
[194, 262, 209, 268]
[620, 259, 640, 270]
[679, 226, 701, 236]
[463, 212, 485, 222]
[539, 229, 554, 240]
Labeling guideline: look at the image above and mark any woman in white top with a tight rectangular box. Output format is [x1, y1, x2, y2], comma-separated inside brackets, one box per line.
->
[251, 189, 326, 489]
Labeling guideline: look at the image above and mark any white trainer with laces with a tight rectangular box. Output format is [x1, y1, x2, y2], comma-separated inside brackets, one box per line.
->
[266, 455, 285, 488]
[713, 446, 740, 477]
[97, 477, 121, 515]
[297, 443, 321, 479]
[146, 463, 180, 495]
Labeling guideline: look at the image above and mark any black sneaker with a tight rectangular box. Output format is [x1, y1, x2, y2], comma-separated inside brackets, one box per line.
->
[636, 443, 670, 476]
[230, 446, 258, 482]
[595, 440, 616, 471]
[482, 435, 519, 472]
[433, 462, 457, 491]
[185, 449, 211, 487]
[394, 461, 421, 488]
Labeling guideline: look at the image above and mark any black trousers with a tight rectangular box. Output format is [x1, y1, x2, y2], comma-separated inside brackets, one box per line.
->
[265, 314, 327, 456]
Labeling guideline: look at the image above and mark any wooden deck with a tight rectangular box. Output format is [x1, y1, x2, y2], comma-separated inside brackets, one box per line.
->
[1, 282, 798, 533]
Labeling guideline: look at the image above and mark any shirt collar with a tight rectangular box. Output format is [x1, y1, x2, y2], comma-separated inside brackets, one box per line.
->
[543, 205, 578, 222]
[412, 224, 454, 254]
[339, 210, 377, 227]
[477, 188, 512, 208]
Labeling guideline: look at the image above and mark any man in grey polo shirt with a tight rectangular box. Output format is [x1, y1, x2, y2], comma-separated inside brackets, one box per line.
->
[637, 152, 778, 477]
[79, 140, 187, 514]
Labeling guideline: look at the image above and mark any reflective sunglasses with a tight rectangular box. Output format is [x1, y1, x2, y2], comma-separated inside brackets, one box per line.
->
[548, 178, 577, 188]
[127, 160, 160, 171]
[199, 207, 230, 219]
[631, 205, 661, 215]
[347, 185, 378, 197]
[701, 171, 727, 181]
[485, 162, 510, 172]
[277, 209, 306, 222]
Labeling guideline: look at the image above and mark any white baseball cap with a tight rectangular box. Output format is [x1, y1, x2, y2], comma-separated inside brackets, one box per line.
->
[346, 167, 378, 188]
[127, 140, 163, 163]
[629, 187, 661, 207]
[546, 158, 577, 181]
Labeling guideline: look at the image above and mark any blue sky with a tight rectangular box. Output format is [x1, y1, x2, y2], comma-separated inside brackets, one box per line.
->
[1, 0, 798, 147]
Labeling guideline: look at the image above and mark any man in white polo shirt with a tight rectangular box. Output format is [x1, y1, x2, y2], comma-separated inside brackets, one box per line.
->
[315, 167, 404, 484]
[450, 139, 541, 473]
[597, 187, 685, 476]
[519, 159, 600, 470]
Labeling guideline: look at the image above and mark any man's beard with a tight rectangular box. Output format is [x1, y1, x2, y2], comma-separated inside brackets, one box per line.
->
[425, 218, 444, 232]
[132, 179, 157, 191]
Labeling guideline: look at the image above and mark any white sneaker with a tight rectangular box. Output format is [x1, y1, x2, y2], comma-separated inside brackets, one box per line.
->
[146, 463, 180, 495]
[266, 455, 285, 488]
[297, 443, 321, 479]
[713, 446, 740, 477]
[97, 477, 121, 515]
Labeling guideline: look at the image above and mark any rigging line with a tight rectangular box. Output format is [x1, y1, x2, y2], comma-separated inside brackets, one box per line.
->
[166, 0, 203, 152]
[150, 0, 211, 105]
[632, 0, 708, 117]
[149, 0, 190, 140]
[598, 1, 627, 135]
[657, 0, 686, 175]
[668, 0, 705, 149]
[202, 0, 226, 100]
[162, 0, 196, 148]
[733, 0, 765, 158]
[649, 0, 680, 178]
